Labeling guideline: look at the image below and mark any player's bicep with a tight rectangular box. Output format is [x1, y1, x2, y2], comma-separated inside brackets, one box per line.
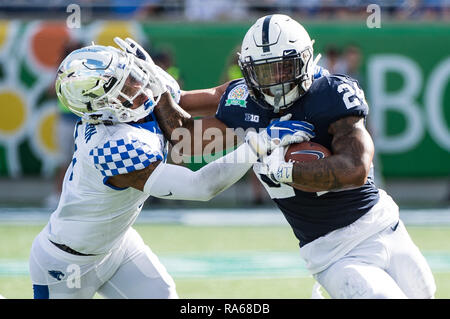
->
[171, 116, 238, 156]
[107, 161, 161, 191]
[329, 116, 374, 178]
[201, 116, 240, 146]
[179, 81, 230, 117]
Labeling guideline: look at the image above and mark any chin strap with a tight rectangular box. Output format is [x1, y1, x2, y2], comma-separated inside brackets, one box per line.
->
[264, 87, 300, 113]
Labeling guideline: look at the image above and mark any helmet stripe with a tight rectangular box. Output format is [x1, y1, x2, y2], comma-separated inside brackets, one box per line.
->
[262, 15, 273, 53]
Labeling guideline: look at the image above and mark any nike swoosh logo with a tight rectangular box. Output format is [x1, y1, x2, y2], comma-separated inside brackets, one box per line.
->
[161, 192, 173, 197]
[391, 220, 400, 232]
[103, 76, 117, 93]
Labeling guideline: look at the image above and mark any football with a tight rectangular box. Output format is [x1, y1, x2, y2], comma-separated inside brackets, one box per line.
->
[285, 141, 331, 163]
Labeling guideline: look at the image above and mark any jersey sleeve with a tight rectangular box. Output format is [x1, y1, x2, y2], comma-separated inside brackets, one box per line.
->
[89, 132, 163, 177]
[326, 74, 369, 124]
[215, 79, 249, 129]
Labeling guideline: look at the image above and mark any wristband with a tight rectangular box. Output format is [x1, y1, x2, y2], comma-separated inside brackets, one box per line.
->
[273, 161, 293, 183]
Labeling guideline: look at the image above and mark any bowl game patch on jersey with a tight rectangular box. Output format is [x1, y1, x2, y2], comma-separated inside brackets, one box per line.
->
[225, 84, 249, 108]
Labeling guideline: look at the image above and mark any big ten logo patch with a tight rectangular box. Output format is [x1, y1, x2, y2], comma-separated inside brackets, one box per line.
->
[245, 113, 259, 123]
[225, 84, 248, 108]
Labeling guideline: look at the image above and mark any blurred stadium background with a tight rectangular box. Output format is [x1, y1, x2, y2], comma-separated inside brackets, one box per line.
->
[0, 0, 449, 299]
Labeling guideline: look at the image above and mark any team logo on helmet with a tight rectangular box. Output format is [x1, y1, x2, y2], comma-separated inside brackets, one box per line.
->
[225, 84, 249, 108]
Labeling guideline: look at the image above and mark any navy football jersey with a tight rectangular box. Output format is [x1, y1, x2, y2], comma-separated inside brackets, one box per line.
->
[216, 75, 380, 247]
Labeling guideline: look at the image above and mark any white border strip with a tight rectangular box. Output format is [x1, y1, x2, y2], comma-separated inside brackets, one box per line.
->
[0, 207, 449, 226]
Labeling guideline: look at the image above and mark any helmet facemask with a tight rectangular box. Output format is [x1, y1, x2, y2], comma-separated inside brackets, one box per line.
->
[239, 46, 314, 113]
[96, 57, 158, 123]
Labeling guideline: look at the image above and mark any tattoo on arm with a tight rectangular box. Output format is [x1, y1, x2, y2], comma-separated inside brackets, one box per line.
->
[290, 116, 374, 192]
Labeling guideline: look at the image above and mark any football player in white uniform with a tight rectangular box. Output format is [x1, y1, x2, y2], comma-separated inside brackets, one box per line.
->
[28, 41, 314, 299]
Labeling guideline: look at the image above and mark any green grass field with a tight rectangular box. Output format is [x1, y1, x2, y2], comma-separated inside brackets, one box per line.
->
[1, 223, 449, 299]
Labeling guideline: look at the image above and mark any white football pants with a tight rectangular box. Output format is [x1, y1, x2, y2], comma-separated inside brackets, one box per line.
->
[314, 220, 436, 299]
[29, 226, 178, 299]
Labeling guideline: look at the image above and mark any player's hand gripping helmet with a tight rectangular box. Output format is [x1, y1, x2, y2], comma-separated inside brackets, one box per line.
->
[239, 14, 321, 113]
[55, 44, 160, 124]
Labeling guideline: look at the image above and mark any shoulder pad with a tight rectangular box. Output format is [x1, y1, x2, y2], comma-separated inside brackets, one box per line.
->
[306, 74, 369, 124]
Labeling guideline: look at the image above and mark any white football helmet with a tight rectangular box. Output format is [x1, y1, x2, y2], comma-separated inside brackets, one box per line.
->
[55, 44, 159, 124]
[238, 14, 321, 113]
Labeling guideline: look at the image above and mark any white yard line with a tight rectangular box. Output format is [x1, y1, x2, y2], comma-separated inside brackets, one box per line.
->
[1, 251, 450, 278]
[0, 207, 449, 226]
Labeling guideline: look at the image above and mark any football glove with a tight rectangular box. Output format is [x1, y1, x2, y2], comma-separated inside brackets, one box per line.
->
[154, 65, 181, 104]
[114, 37, 168, 98]
[245, 114, 315, 158]
[253, 146, 293, 184]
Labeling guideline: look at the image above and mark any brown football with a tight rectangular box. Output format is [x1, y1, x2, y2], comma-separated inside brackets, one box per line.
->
[285, 141, 331, 163]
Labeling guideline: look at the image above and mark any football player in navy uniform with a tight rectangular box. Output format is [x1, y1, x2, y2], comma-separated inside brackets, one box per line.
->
[138, 14, 436, 298]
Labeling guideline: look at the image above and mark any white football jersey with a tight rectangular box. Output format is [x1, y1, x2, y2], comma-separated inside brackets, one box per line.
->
[48, 119, 167, 255]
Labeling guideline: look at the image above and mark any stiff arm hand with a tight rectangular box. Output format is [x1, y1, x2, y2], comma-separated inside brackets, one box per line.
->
[114, 37, 169, 99]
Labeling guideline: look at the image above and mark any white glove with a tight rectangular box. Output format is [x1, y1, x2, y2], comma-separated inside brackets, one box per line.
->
[253, 146, 294, 184]
[154, 65, 181, 104]
[114, 37, 168, 98]
[245, 114, 315, 157]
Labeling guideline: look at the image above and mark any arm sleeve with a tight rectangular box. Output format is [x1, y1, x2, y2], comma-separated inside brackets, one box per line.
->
[143, 143, 258, 201]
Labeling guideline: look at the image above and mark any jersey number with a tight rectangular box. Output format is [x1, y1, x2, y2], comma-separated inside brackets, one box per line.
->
[337, 81, 366, 110]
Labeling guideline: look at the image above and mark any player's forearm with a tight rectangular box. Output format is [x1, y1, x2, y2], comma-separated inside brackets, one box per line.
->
[154, 91, 194, 144]
[170, 118, 238, 157]
[179, 81, 230, 117]
[154, 91, 238, 157]
[187, 143, 258, 200]
[144, 143, 258, 201]
[289, 155, 368, 192]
